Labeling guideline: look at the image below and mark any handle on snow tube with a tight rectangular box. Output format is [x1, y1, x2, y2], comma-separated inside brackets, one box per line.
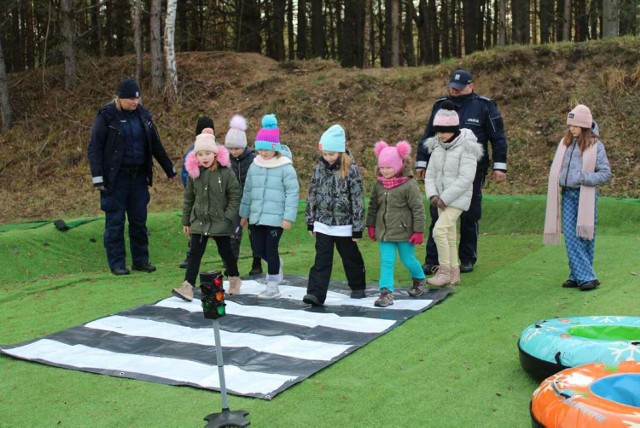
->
[551, 380, 572, 399]
[554, 351, 562, 366]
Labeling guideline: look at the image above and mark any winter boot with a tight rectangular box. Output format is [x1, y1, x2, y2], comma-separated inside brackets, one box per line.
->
[275, 257, 284, 283]
[179, 250, 190, 269]
[248, 256, 263, 276]
[374, 288, 394, 307]
[228, 276, 242, 295]
[172, 280, 194, 302]
[408, 278, 426, 297]
[450, 266, 461, 285]
[258, 275, 281, 299]
[427, 265, 451, 287]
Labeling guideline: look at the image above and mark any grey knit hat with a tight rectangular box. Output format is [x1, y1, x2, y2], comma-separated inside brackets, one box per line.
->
[224, 114, 248, 149]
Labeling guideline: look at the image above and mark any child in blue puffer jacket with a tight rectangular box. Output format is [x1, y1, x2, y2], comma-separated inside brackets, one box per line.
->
[240, 114, 299, 299]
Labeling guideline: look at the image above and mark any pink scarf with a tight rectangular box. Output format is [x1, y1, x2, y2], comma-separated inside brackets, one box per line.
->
[543, 140, 597, 245]
[377, 176, 409, 189]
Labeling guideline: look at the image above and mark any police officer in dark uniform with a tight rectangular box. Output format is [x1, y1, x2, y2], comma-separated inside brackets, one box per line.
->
[416, 70, 508, 274]
[88, 78, 176, 275]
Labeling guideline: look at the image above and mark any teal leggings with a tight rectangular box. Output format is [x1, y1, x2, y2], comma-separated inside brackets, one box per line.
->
[379, 241, 425, 291]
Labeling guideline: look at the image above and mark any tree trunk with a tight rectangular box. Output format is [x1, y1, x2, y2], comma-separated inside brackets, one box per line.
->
[151, 0, 163, 93]
[363, 0, 372, 67]
[238, 0, 262, 52]
[512, 0, 531, 44]
[441, 0, 451, 57]
[311, 0, 324, 57]
[341, 0, 364, 67]
[412, 0, 428, 65]
[539, 0, 554, 43]
[463, 0, 477, 54]
[402, 0, 415, 66]
[23, 0, 35, 69]
[602, 0, 620, 37]
[266, 0, 285, 60]
[297, 0, 308, 59]
[61, 0, 78, 90]
[0, 39, 12, 132]
[619, 0, 635, 35]
[563, 0, 572, 41]
[589, 0, 599, 39]
[428, 0, 439, 63]
[287, 0, 295, 59]
[575, 0, 588, 40]
[498, 0, 506, 45]
[390, 0, 400, 66]
[90, 0, 103, 56]
[131, 0, 143, 82]
[164, 0, 178, 102]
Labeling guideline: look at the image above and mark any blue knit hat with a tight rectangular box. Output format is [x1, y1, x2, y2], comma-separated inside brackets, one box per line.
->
[255, 114, 281, 152]
[117, 78, 141, 99]
[318, 124, 346, 153]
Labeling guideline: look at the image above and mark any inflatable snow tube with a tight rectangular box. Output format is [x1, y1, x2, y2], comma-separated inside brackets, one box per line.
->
[518, 316, 640, 380]
[530, 361, 640, 428]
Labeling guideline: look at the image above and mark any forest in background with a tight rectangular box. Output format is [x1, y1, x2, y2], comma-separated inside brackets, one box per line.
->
[2, 0, 638, 73]
[1, 36, 639, 224]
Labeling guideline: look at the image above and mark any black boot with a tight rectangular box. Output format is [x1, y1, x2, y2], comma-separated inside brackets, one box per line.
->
[248, 256, 263, 276]
[179, 251, 190, 269]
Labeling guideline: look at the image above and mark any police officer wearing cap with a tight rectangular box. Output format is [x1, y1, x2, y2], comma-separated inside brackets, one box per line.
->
[416, 69, 508, 274]
[88, 78, 176, 275]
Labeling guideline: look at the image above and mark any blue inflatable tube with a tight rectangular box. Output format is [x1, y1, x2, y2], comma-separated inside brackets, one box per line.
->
[518, 316, 640, 380]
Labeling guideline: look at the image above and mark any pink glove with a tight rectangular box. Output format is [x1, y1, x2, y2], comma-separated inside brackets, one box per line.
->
[367, 226, 376, 241]
[408, 232, 423, 245]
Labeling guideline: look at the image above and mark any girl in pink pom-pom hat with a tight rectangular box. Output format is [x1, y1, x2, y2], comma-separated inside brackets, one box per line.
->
[366, 140, 427, 307]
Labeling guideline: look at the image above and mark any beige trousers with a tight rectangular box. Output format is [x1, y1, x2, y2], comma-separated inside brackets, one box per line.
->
[433, 206, 463, 267]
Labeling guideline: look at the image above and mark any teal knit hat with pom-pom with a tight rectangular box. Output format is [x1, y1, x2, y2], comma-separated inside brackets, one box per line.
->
[255, 114, 281, 152]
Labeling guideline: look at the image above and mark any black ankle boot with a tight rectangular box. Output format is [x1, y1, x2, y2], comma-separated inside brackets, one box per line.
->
[248, 256, 263, 276]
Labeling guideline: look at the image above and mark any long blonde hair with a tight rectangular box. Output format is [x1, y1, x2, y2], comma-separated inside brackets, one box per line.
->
[563, 127, 597, 154]
[339, 153, 352, 179]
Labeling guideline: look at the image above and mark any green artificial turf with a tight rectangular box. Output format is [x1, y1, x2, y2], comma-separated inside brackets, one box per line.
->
[1, 195, 639, 427]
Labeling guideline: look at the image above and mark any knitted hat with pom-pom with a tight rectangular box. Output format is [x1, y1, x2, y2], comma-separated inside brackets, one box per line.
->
[375, 140, 412, 175]
[193, 128, 217, 153]
[255, 114, 281, 152]
[224, 114, 248, 149]
[433, 100, 460, 133]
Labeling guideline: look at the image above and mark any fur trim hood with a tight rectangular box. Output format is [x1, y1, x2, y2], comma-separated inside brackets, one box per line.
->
[184, 146, 230, 179]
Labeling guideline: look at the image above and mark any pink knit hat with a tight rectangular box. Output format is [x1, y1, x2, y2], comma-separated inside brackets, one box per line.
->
[567, 104, 592, 128]
[375, 140, 412, 175]
[433, 100, 459, 133]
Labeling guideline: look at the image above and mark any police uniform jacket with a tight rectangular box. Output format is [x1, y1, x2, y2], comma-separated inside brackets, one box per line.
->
[88, 102, 176, 191]
[416, 92, 507, 173]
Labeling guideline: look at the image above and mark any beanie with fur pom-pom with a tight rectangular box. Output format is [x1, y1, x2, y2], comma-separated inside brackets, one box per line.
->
[224, 114, 248, 149]
[375, 140, 411, 175]
[255, 114, 282, 152]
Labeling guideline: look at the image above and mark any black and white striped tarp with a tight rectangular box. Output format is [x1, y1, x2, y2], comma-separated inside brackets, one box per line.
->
[0, 276, 451, 399]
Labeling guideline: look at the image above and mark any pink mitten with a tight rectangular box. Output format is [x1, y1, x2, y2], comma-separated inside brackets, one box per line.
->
[409, 232, 424, 245]
[367, 226, 376, 241]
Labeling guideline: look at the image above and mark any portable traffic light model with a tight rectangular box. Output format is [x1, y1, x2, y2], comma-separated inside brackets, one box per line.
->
[200, 271, 226, 319]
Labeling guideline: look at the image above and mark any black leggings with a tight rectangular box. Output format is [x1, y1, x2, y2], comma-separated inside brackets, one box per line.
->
[249, 225, 283, 275]
[185, 234, 239, 285]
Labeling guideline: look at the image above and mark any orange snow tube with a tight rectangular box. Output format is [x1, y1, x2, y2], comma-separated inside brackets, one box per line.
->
[530, 361, 640, 427]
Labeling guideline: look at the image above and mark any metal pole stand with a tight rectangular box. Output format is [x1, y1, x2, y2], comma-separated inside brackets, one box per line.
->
[203, 319, 250, 428]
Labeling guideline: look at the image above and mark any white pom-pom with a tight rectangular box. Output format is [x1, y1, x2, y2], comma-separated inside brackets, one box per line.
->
[229, 114, 247, 131]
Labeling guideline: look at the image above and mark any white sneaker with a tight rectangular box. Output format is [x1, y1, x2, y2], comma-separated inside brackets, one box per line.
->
[258, 280, 281, 299]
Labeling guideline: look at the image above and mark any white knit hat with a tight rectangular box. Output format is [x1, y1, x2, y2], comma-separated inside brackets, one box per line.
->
[224, 115, 248, 149]
[193, 128, 217, 153]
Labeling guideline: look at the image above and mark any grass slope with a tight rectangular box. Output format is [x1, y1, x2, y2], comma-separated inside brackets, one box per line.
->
[1, 196, 639, 427]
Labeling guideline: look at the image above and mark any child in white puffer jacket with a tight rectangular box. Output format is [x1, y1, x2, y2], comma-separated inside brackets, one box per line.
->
[424, 101, 483, 287]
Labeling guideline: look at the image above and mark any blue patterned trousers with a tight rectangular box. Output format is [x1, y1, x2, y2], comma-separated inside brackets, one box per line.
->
[562, 188, 598, 283]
